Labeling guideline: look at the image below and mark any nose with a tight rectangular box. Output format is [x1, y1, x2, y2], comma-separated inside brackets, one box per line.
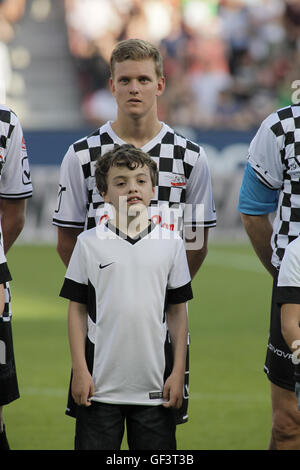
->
[128, 79, 139, 94]
[128, 179, 138, 193]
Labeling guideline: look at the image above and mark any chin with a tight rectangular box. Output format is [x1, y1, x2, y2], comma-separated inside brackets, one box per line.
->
[128, 203, 147, 216]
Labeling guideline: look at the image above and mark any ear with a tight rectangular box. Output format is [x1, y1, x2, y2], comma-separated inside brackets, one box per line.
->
[151, 186, 155, 198]
[109, 77, 115, 96]
[101, 191, 110, 202]
[156, 76, 165, 97]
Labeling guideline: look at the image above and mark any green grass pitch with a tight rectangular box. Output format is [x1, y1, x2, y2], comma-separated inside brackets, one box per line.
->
[4, 243, 273, 450]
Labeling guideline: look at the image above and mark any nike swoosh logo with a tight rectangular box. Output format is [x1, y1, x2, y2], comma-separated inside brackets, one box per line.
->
[99, 262, 114, 269]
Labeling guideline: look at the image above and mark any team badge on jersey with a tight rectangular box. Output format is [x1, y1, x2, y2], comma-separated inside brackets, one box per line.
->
[170, 174, 186, 187]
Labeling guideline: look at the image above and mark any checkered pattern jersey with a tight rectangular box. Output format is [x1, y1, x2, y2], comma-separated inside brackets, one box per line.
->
[0, 104, 33, 320]
[248, 105, 300, 268]
[52, 121, 216, 231]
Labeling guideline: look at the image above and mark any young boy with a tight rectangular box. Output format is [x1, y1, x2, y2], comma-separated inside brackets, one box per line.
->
[60, 145, 193, 450]
[277, 236, 300, 411]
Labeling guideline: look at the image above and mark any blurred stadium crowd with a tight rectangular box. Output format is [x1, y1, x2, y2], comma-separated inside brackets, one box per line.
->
[1, 0, 300, 131]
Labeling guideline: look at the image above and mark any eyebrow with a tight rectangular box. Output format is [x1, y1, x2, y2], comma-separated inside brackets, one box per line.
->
[118, 74, 152, 81]
[112, 172, 149, 181]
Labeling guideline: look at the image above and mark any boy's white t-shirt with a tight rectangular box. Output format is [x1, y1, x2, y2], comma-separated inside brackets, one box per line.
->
[60, 222, 193, 406]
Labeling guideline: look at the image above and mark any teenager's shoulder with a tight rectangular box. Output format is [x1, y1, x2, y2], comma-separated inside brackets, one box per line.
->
[69, 121, 115, 156]
[161, 123, 201, 153]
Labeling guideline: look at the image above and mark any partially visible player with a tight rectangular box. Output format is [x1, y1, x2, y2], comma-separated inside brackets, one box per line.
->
[53, 38, 216, 425]
[0, 105, 33, 450]
[238, 104, 300, 449]
[277, 237, 300, 410]
[60, 145, 192, 450]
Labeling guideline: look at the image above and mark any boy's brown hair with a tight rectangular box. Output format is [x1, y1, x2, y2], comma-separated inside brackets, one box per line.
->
[110, 38, 164, 78]
[95, 144, 158, 195]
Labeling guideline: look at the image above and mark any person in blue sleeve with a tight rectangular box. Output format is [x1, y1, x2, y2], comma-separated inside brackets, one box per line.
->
[238, 104, 300, 450]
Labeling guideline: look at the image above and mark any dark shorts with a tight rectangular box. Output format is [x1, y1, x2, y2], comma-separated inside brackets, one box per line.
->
[264, 272, 295, 391]
[0, 317, 19, 406]
[75, 402, 177, 450]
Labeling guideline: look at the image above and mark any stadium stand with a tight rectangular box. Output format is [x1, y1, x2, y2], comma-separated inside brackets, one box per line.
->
[62, 0, 300, 130]
[1, 0, 299, 131]
[2, 0, 84, 129]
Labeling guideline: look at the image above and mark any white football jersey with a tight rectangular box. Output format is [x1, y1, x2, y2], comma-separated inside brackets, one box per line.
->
[278, 237, 300, 288]
[0, 105, 32, 200]
[60, 222, 193, 406]
[53, 121, 216, 233]
[248, 105, 300, 268]
[0, 105, 32, 319]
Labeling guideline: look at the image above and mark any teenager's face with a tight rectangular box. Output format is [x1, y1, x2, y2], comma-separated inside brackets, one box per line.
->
[102, 164, 155, 218]
[110, 59, 165, 120]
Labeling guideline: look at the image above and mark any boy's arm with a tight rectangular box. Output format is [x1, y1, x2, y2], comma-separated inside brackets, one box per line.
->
[281, 304, 300, 356]
[163, 302, 188, 409]
[68, 300, 94, 406]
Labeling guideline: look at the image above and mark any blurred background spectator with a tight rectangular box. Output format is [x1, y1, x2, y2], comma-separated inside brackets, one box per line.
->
[1, 0, 300, 130]
[0, 0, 26, 102]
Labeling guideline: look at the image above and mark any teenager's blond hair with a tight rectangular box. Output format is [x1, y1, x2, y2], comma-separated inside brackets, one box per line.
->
[110, 39, 163, 78]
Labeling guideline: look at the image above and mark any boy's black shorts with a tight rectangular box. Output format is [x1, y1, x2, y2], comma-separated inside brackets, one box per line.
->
[0, 317, 19, 406]
[264, 272, 295, 392]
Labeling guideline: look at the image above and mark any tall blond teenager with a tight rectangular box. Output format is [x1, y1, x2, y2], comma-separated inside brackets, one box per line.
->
[54, 39, 216, 426]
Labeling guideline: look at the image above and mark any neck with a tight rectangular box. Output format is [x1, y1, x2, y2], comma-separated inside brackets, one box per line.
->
[111, 114, 162, 148]
[113, 208, 150, 238]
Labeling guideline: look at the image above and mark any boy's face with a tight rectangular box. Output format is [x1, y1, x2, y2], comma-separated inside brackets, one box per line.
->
[110, 59, 165, 119]
[101, 164, 155, 218]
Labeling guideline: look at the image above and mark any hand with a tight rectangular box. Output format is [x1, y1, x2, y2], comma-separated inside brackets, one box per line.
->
[162, 372, 184, 409]
[71, 368, 95, 407]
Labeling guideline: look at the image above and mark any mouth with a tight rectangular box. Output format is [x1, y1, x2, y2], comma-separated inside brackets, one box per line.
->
[128, 99, 142, 103]
[127, 196, 143, 204]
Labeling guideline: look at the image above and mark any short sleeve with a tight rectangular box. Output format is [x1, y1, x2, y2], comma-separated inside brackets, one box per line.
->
[53, 146, 88, 228]
[0, 114, 33, 199]
[278, 239, 300, 288]
[167, 238, 193, 304]
[276, 238, 300, 305]
[60, 235, 88, 303]
[185, 147, 216, 228]
[238, 162, 280, 215]
[248, 118, 283, 189]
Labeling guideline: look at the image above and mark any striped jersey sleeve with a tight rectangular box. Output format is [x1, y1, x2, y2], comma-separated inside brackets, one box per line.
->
[0, 105, 33, 199]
